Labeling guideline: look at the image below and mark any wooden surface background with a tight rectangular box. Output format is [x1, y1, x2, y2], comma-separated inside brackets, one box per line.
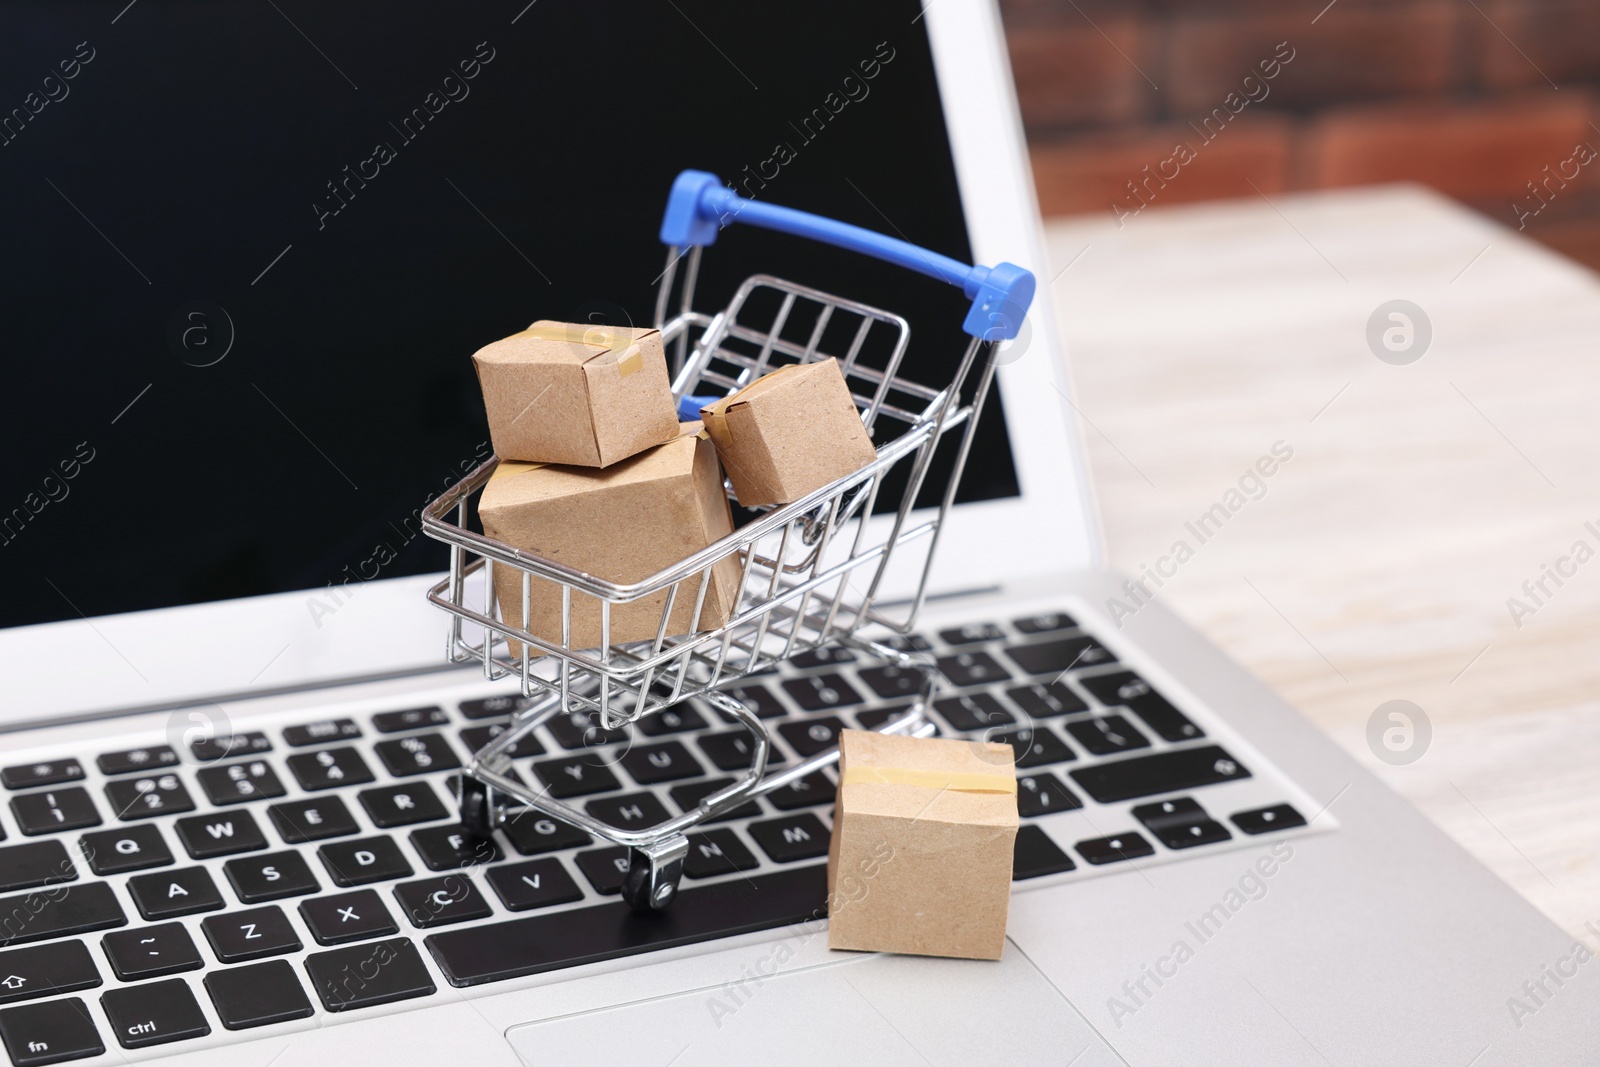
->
[1040, 183, 1600, 943]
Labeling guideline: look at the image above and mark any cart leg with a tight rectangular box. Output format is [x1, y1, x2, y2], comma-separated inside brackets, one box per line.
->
[457, 775, 497, 836]
[621, 835, 690, 912]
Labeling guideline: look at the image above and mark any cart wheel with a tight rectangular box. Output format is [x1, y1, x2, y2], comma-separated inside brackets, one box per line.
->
[457, 775, 495, 836]
[621, 836, 690, 912]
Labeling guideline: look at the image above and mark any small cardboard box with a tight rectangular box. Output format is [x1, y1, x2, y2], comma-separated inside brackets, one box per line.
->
[478, 423, 743, 654]
[473, 320, 680, 468]
[827, 729, 1018, 961]
[699, 357, 878, 507]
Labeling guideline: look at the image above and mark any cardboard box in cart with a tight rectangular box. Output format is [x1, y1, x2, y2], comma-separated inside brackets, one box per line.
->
[478, 423, 743, 655]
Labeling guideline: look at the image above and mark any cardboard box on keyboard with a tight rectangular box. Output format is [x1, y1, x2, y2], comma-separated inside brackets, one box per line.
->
[827, 729, 1019, 961]
[478, 422, 743, 655]
[473, 320, 680, 467]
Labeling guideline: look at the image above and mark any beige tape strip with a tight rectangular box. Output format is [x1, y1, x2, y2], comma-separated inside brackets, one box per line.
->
[840, 766, 1017, 795]
[519, 322, 641, 374]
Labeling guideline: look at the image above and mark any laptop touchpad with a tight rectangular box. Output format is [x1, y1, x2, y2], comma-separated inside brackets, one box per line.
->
[505, 942, 1124, 1066]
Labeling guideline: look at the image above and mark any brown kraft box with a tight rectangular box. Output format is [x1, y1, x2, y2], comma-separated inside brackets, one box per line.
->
[473, 320, 680, 467]
[699, 357, 878, 507]
[478, 423, 743, 655]
[827, 729, 1019, 961]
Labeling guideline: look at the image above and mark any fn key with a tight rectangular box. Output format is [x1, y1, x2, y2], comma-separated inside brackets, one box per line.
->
[0, 998, 104, 1066]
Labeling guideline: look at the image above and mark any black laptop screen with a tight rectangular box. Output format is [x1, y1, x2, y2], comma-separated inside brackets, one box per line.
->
[0, 0, 1020, 630]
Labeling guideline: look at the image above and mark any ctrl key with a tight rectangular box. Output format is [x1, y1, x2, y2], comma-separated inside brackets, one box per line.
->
[100, 978, 210, 1049]
[0, 998, 104, 1066]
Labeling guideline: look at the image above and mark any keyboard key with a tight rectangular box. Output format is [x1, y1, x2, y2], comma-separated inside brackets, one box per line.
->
[573, 847, 631, 895]
[304, 937, 436, 1010]
[635, 703, 707, 736]
[204, 959, 314, 1030]
[1006, 681, 1088, 719]
[300, 889, 398, 945]
[853, 705, 924, 732]
[790, 645, 857, 669]
[683, 829, 758, 879]
[880, 633, 932, 652]
[586, 793, 671, 830]
[201, 906, 301, 962]
[1, 762, 84, 792]
[777, 716, 845, 757]
[173, 811, 266, 860]
[374, 734, 462, 778]
[317, 836, 413, 886]
[282, 718, 362, 747]
[359, 782, 449, 828]
[1016, 773, 1082, 817]
[458, 695, 531, 721]
[936, 651, 1010, 688]
[459, 723, 544, 758]
[1133, 797, 1231, 850]
[531, 756, 620, 799]
[79, 825, 171, 876]
[190, 731, 271, 763]
[394, 876, 492, 928]
[1070, 745, 1250, 804]
[96, 746, 178, 777]
[990, 726, 1076, 768]
[0, 997, 104, 1065]
[1075, 832, 1156, 866]
[933, 693, 1013, 732]
[1004, 636, 1116, 676]
[100, 977, 211, 1048]
[781, 674, 864, 712]
[374, 706, 450, 732]
[543, 711, 629, 752]
[286, 747, 374, 791]
[424, 865, 827, 986]
[713, 684, 786, 721]
[225, 851, 320, 903]
[697, 731, 783, 773]
[619, 741, 702, 785]
[101, 922, 202, 980]
[486, 859, 583, 911]
[1065, 714, 1151, 756]
[0, 942, 100, 1005]
[1012, 825, 1076, 880]
[765, 771, 835, 811]
[1013, 611, 1076, 634]
[127, 867, 223, 920]
[938, 622, 1003, 645]
[0, 883, 124, 947]
[410, 826, 501, 871]
[104, 775, 194, 821]
[502, 811, 592, 855]
[0, 842, 73, 892]
[1232, 803, 1307, 835]
[856, 665, 924, 700]
[747, 814, 829, 863]
[1079, 671, 1203, 742]
[268, 796, 359, 843]
[195, 760, 286, 806]
[10, 789, 100, 835]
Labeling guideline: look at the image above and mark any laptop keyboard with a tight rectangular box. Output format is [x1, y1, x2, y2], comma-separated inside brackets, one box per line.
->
[0, 608, 1320, 1062]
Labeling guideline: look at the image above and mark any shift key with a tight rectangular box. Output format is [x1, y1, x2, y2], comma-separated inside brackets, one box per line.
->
[0, 882, 125, 947]
[0, 942, 102, 1004]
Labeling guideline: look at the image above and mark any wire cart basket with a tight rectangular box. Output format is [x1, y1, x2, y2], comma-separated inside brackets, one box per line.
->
[421, 169, 1035, 911]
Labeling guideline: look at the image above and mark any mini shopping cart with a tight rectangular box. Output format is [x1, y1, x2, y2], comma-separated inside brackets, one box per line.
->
[421, 169, 1035, 911]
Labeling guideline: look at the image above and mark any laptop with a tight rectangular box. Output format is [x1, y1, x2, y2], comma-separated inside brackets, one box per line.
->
[0, 0, 1594, 1064]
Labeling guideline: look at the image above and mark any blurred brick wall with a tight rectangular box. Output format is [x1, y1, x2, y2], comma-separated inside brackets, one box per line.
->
[1003, 0, 1600, 267]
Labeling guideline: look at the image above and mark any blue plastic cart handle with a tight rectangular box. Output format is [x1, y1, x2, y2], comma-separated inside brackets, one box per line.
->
[659, 170, 1034, 342]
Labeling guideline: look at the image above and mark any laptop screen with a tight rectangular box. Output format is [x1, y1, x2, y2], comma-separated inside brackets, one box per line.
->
[0, 0, 1020, 632]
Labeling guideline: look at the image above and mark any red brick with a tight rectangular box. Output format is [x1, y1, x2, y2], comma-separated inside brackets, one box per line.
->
[1165, 3, 1461, 114]
[1305, 95, 1597, 202]
[1030, 117, 1293, 217]
[1477, 0, 1600, 89]
[1008, 19, 1151, 131]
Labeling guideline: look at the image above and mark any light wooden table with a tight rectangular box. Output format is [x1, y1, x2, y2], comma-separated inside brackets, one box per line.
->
[1041, 184, 1600, 943]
